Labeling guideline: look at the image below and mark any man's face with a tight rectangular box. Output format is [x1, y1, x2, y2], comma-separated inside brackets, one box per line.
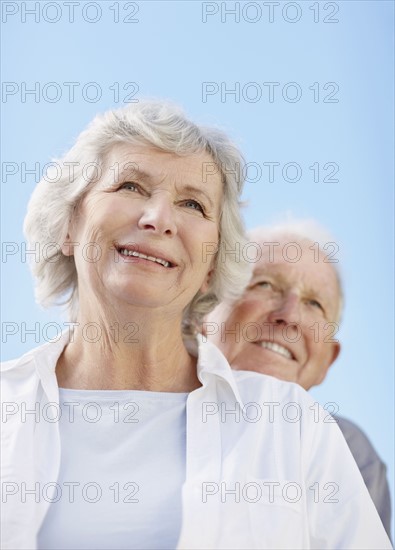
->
[214, 237, 341, 390]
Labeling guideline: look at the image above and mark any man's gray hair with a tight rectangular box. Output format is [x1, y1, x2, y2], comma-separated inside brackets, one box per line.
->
[247, 219, 344, 323]
[24, 100, 251, 339]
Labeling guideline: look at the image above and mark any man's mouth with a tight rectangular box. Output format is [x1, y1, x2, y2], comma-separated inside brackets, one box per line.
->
[258, 341, 294, 360]
[118, 248, 174, 268]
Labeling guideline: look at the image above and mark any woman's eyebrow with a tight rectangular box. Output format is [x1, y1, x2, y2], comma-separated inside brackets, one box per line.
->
[114, 165, 216, 209]
[117, 165, 151, 182]
[181, 185, 214, 208]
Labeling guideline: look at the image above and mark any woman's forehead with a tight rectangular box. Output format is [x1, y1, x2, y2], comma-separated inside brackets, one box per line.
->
[104, 142, 218, 180]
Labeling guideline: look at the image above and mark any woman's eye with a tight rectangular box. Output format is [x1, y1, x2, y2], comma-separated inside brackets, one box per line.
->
[120, 182, 139, 192]
[184, 199, 204, 214]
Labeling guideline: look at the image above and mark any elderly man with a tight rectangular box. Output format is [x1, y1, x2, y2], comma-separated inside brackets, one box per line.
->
[207, 221, 392, 539]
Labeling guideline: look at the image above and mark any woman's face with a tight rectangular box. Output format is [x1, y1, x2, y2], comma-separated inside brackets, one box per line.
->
[63, 143, 223, 316]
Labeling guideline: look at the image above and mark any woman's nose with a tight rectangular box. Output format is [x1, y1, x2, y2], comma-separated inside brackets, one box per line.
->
[137, 194, 177, 236]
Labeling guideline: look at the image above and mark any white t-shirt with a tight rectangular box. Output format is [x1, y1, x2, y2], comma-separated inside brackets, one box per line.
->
[37, 387, 188, 550]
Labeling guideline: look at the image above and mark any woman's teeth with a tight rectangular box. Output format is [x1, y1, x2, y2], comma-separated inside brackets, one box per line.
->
[119, 249, 170, 268]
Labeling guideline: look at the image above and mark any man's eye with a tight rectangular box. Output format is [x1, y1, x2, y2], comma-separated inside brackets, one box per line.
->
[183, 199, 204, 214]
[256, 281, 272, 289]
[308, 299, 323, 310]
[248, 281, 273, 292]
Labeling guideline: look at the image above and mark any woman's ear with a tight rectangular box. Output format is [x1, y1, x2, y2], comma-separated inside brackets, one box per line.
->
[200, 239, 219, 293]
[200, 269, 214, 294]
[61, 209, 79, 257]
[61, 233, 75, 257]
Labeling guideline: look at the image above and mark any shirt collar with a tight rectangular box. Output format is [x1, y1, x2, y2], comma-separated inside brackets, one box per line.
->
[31, 331, 70, 403]
[19, 331, 244, 407]
[195, 333, 244, 407]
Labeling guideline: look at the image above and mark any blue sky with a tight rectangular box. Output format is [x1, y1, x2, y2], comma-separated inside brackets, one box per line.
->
[1, 0, 394, 532]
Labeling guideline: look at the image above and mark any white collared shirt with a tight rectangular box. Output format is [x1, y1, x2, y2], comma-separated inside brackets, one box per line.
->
[1, 333, 392, 549]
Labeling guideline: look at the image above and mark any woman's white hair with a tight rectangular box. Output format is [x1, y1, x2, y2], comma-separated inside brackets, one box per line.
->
[24, 100, 251, 339]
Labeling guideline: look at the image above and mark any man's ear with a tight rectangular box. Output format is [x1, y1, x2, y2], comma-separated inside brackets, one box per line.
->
[331, 341, 341, 365]
[317, 341, 341, 385]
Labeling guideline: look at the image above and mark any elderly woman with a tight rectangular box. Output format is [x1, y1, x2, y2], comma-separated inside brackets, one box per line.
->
[1, 102, 391, 550]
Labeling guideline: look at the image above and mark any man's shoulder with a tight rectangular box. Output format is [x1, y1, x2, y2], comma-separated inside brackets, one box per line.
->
[336, 416, 375, 446]
[336, 415, 384, 465]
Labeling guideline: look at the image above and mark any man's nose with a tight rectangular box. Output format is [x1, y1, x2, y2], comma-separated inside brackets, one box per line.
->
[137, 194, 177, 236]
[267, 292, 301, 325]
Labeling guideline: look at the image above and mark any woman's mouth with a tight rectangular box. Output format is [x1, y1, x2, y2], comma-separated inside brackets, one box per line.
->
[118, 248, 174, 268]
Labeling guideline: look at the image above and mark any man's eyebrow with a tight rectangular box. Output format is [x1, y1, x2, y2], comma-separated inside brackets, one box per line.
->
[252, 267, 279, 279]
